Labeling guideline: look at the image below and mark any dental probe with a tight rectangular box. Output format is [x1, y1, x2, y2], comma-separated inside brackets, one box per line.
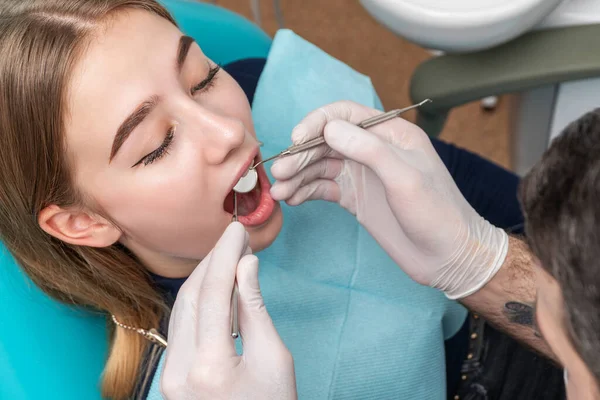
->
[251, 99, 432, 170]
[230, 160, 261, 339]
[230, 284, 239, 339]
[230, 192, 240, 339]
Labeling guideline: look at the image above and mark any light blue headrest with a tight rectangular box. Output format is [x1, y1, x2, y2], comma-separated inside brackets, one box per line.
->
[160, 0, 271, 65]
[0, 2, 270, 399]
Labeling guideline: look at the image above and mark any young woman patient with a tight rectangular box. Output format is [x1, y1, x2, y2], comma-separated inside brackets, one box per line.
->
[0, 1, 466, 399]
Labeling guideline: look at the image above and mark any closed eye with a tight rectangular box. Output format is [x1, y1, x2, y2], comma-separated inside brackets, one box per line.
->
[191, 63, 220, 95]
[132, 125, 176, 167]
[130, 63, 219, 168]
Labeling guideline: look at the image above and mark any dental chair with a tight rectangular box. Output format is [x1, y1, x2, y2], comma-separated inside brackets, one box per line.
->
[361, 0, 600, 176]
[0, 2, 270, 399]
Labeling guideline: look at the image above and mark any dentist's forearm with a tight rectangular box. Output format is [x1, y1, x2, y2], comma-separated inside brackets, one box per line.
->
[459, 236, 559, 363]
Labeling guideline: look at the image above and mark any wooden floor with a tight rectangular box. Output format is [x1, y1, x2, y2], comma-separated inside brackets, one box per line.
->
[215, 0, 513, 170]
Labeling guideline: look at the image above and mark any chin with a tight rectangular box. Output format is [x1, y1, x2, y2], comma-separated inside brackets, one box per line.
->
[247, 202, 283, 253]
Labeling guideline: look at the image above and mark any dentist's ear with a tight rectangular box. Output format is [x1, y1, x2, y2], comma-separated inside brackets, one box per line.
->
[38, 204, 121, 247]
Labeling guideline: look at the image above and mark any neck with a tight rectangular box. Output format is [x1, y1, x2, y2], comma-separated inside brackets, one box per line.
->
[123, 240, 199, 278]
[142, 254, 199, 278]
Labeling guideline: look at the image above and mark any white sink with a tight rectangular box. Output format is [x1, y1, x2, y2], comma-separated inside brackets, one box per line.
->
[537, 0, 600, 30]
[360, 0, 565, 52]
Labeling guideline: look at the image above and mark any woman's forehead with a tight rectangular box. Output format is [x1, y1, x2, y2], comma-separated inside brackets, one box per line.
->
[74, 9, 183, 89]
[65, 10, 185, 163]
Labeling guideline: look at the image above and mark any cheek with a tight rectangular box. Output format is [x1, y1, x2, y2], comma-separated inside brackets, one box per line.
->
[214, 75, 255, 134]
[84, 161, 228, 258]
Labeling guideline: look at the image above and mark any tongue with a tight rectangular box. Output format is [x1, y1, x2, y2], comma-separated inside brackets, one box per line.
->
[223, 186, 261, 216]
[237, 188, 261, 215]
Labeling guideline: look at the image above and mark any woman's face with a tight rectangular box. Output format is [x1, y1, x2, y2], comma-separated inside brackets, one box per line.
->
[63, 9, 282, 276]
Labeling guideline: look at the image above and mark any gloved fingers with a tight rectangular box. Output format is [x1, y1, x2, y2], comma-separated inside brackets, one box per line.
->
[324, 120, 414, 190]
[272, 101, 380, 181]
[285, 179, 340, 206]
[271, 144, 341, 181]
[236, 254, 288, 358]
[164, 243, 252, 388]
[270, 158, 343, 201]
[166, 248, 214, 352]
[196, 222, 249, 353]
[290, 100, 381, 145]
[163, 303, 196, 380]
[357, 115, 432, 152]
[307, 101, 430, 153]
[164, 247, 214, 382]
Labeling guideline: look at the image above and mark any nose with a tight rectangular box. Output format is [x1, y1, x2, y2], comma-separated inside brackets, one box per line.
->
[185, 104, 246, 164]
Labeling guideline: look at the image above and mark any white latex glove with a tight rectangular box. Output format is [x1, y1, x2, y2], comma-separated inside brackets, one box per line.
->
[161, 222, 297, 399]
[270, 101, 508, 299]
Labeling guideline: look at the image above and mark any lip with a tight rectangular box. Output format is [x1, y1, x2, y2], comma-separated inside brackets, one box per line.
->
[223, 147, 277, 228]
[236, 162, 276, 227]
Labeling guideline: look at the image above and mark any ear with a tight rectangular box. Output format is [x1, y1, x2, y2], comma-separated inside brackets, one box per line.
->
[38, 204, 121, 248]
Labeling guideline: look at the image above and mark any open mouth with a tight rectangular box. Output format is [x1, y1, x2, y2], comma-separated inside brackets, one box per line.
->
[223, 157, 275, 227]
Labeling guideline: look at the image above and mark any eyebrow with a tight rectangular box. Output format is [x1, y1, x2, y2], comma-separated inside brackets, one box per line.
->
[109, 35, 196, 162]
[177, 36, 195, 73]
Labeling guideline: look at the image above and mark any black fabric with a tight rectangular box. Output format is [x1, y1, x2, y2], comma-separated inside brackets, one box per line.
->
[431, 139, 525, 235]
[149, 273, 185, 305]
[456, 320, 566, 400]
[221, 57, 266, 107]
[144, 57, 565, 400]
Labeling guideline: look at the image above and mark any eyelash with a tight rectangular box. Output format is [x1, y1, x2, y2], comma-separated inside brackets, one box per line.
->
[191, 64, 220, 95]
[132, 64, 221, 168]
[133, 126, 175, 167]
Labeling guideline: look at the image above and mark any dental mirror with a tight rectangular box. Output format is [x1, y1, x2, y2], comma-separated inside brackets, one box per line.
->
[233, 168, 258, 193]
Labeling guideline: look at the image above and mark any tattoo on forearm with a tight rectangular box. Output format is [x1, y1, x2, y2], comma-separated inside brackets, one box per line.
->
[504, 301, 534, 325]
[504, 301, 542, 338]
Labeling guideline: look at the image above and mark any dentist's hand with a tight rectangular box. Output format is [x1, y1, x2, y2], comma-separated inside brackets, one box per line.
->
[270, 101, 508, 299]
[161, 222, 297, 400]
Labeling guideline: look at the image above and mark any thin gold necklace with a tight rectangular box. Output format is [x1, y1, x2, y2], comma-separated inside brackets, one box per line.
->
[111, 315, 168, 348]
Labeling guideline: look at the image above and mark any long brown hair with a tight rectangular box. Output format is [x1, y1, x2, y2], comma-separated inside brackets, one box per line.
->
[0, 1, 178, 398]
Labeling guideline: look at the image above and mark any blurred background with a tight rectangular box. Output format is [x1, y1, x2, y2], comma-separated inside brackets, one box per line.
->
[210, 0, 512, 169]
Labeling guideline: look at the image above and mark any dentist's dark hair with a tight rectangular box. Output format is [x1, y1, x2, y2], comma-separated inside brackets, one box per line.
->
[519, 108, 600, 386]
[0, 1, 176, 398]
